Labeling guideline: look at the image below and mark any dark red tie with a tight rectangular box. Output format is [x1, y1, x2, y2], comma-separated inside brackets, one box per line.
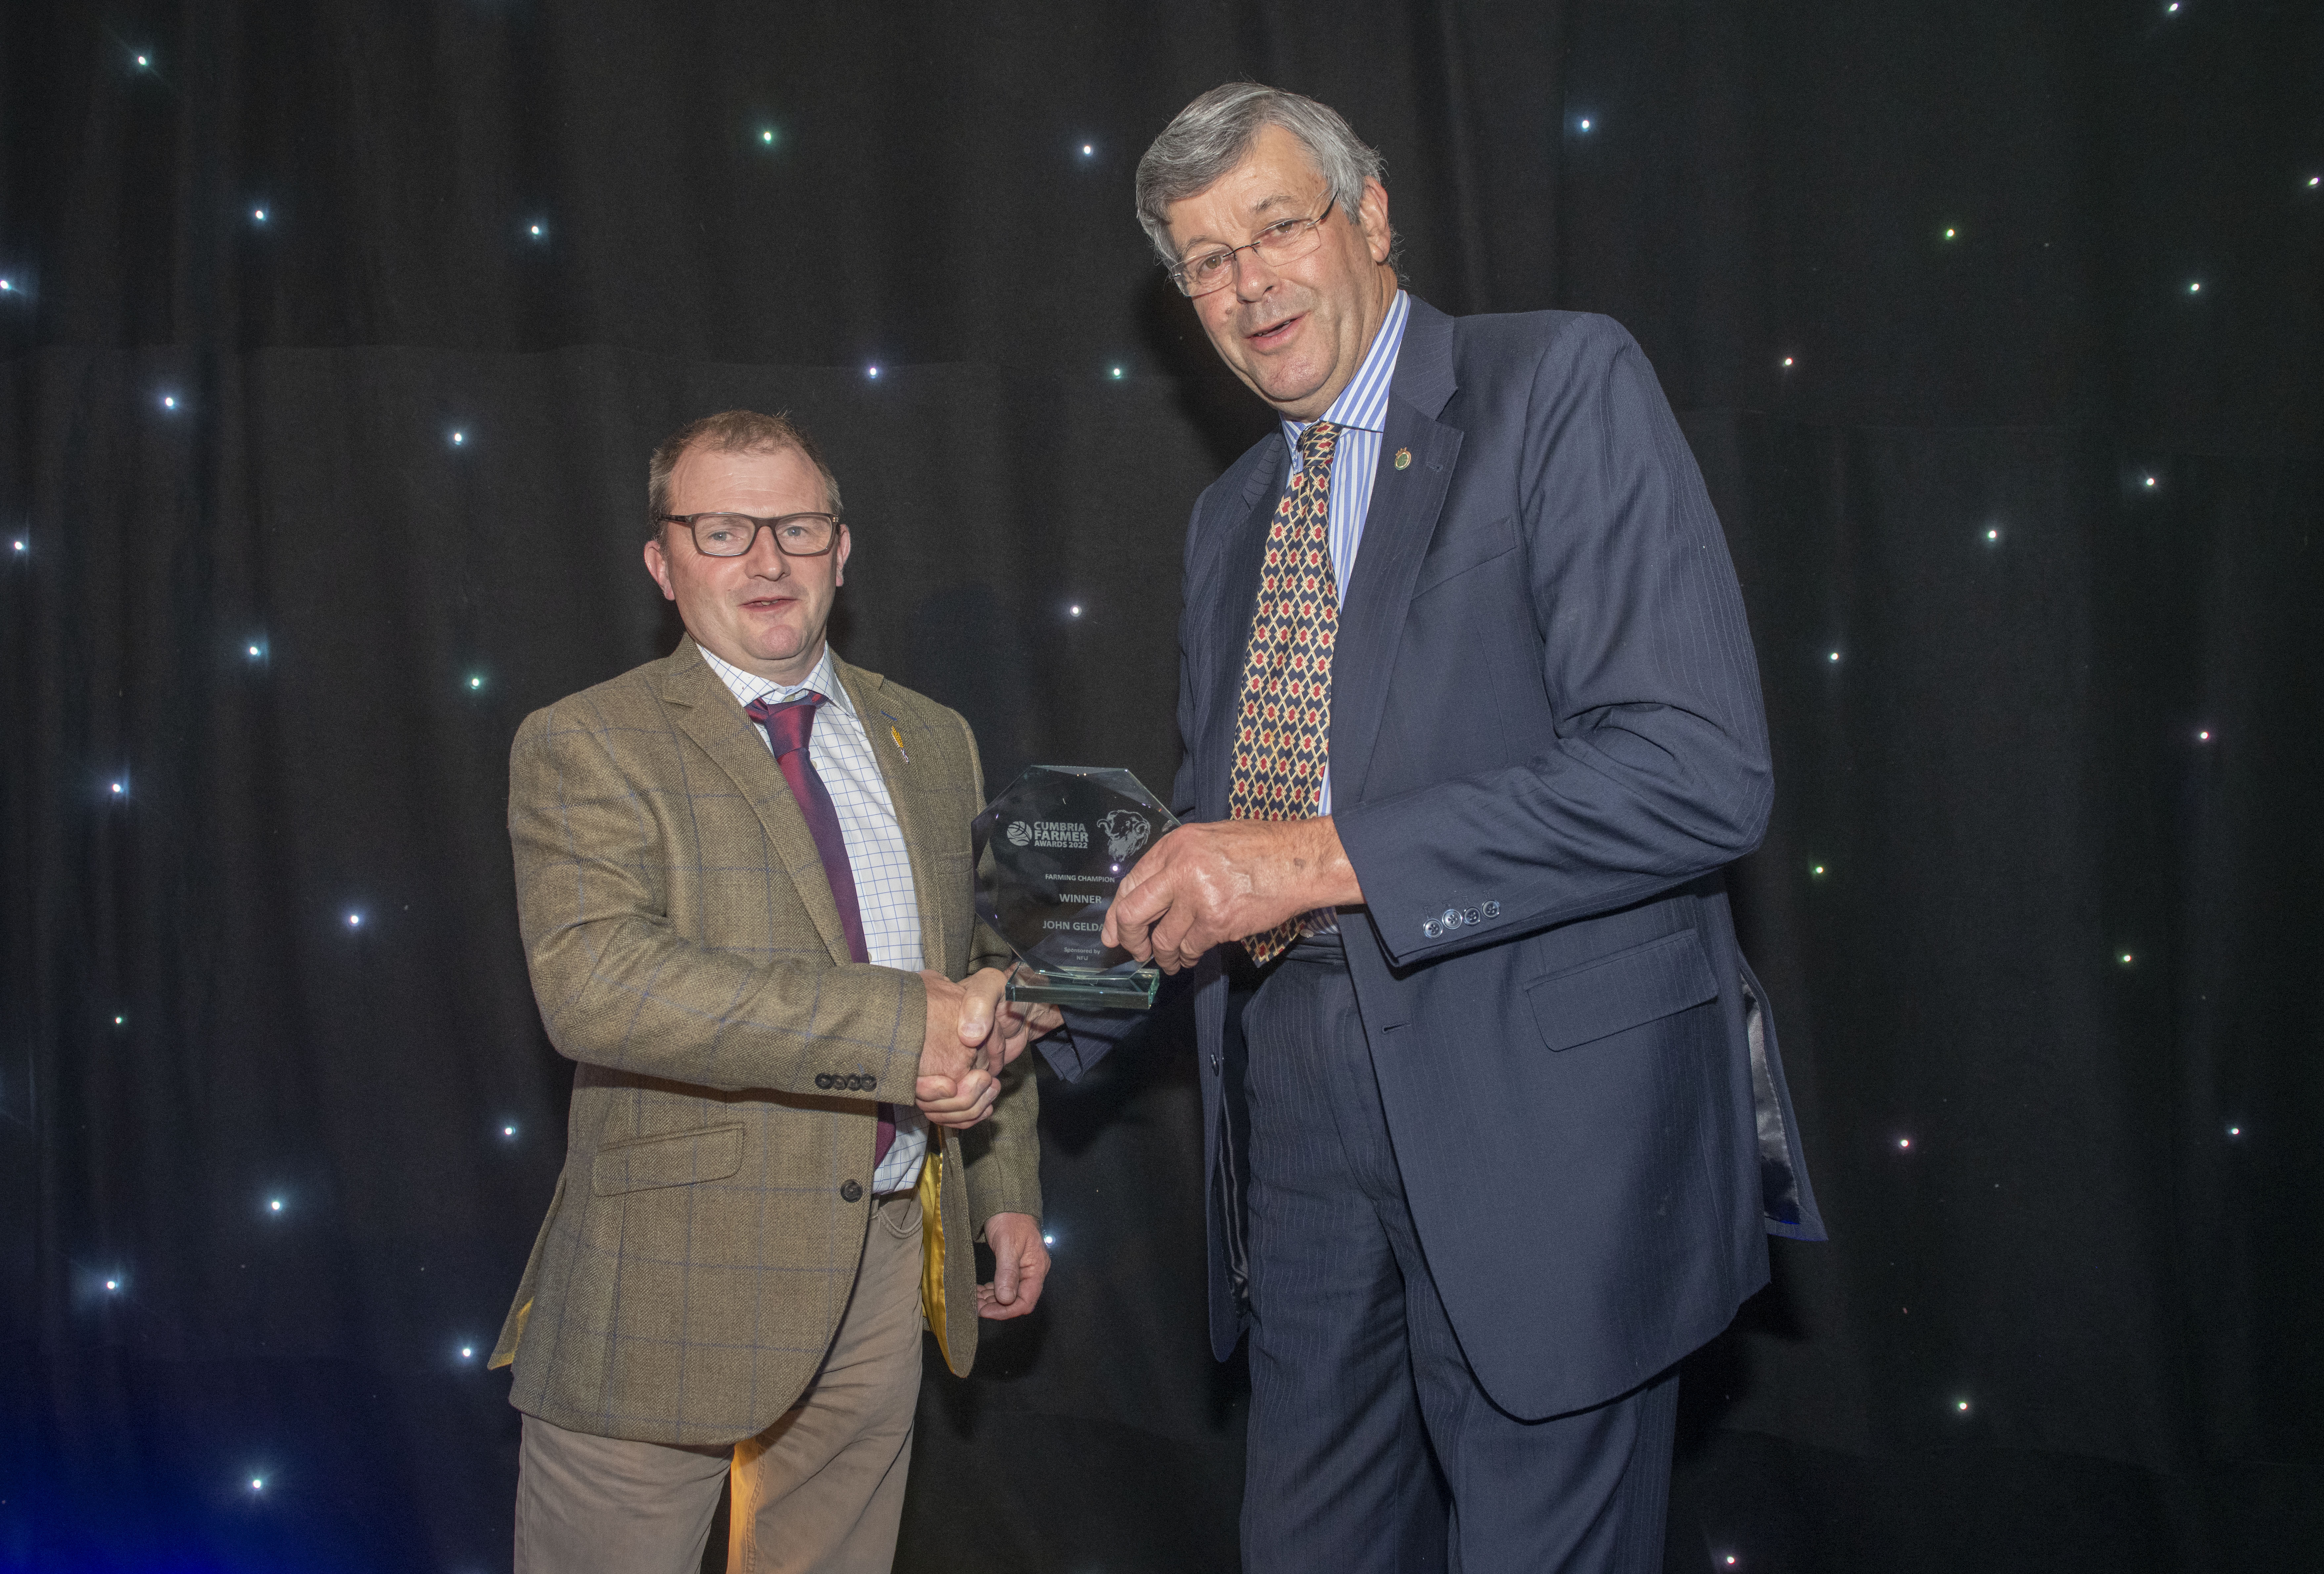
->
[745, 692, 895, 1168]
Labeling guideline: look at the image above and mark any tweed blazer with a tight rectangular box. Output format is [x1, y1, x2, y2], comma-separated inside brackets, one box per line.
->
[489, 636, 1040, 1446]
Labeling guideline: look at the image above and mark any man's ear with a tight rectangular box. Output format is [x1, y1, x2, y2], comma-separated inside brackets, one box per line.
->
[833, 524, 852, 588]
[643, 535, 677, 600]
[1357, 177, 1392, 265]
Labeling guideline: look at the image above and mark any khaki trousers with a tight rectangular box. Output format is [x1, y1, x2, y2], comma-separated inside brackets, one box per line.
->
[514, 1191, 926, 1574]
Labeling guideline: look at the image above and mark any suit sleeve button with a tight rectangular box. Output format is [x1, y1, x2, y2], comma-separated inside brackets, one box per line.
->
[863, 1076, 877, 1091]
[814, 1073, 833, 1090]
[840, 1180, 864, 1202]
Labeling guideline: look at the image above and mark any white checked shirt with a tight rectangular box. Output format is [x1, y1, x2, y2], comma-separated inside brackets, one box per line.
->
[699, 642, 929, 1194]
[1281, 288, 1410, 817]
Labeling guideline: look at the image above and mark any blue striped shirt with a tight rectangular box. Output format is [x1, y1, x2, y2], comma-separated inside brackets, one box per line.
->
[1281, 288, 1409, 816]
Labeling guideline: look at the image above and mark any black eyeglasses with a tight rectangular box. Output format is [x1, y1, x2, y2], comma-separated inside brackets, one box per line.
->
[658, 511, 842, 558]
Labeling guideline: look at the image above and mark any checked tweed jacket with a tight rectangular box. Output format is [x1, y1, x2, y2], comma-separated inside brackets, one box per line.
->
[489, 636, 1040, 1446]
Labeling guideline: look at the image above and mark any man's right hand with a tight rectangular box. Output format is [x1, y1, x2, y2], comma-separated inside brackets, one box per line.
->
[916, 970, 1001, 1129]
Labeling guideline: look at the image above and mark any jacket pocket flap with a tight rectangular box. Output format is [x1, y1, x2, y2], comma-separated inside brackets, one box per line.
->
[592, 1123, 745, 1196]
[1525, 930, 1719, 1052]
[1412, 513, 1519, 597]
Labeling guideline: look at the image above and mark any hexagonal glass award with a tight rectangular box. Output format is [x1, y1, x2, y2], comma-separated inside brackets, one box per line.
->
[972, 765, 1180, 1009]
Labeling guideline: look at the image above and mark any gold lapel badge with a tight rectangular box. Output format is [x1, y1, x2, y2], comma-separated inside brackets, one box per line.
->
[1394, 447, 1412, 470]
[890, 724, 910, 762]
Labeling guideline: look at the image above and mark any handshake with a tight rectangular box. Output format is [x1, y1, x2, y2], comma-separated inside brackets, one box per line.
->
[911, 968, 1061, 1129]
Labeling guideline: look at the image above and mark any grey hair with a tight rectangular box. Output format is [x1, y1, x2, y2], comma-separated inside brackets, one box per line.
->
[1135, 83, 1392, 269]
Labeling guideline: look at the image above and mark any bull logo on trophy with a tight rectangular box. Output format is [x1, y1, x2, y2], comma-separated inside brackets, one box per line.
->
[1096, 809, 1151, 863]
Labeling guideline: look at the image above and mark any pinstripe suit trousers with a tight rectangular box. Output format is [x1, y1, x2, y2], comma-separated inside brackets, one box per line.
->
[1239, 934, 1680, 1574]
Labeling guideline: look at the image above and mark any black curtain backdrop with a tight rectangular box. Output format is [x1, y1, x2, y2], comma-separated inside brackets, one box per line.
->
[4, 2, 2321, 1570]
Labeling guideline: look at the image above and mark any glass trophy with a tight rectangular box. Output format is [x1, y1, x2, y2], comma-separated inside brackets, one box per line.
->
[972, 765, 1180, 1009]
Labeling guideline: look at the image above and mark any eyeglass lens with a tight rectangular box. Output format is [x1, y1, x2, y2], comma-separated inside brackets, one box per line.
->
[1179, 204, 1332, 295]
[690, 513, 837, 557]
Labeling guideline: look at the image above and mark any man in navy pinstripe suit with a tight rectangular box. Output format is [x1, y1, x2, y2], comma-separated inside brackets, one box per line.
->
[1050, 85, 1825, 1571]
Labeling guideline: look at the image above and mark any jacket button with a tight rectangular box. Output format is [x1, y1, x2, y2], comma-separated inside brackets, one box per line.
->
[814, 1073, 833, 1090]
[843, 1073, 860, 1090]
[862, 1076, 877, 1091]
[840, 1180, 863, 1202]
[1422, 920, 1442, 939]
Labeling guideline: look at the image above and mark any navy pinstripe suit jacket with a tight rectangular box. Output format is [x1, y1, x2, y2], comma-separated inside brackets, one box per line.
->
[1050, 298, 1824, 1421]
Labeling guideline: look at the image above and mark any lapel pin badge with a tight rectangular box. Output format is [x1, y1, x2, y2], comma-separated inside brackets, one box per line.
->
[1394, 447, 1412, 470]
[890, 724, 910, 762]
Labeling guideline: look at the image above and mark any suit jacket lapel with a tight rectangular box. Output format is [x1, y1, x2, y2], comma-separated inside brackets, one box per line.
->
[834, 657, 948, 971]
[658, 637, 854, 966]
[1326, 300, 1462, 808]
[1328, 404, 1461, 807]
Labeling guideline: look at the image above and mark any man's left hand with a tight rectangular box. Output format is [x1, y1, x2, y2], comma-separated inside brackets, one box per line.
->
[1100, 816, 1363, 973]
[978, 1212, 1050, 1321]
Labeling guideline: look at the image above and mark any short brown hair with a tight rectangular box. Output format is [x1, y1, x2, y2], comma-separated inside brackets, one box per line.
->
[647, 409, 843, 540]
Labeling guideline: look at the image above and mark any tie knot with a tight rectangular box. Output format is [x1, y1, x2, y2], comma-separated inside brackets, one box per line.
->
[1297, 420, 1342, 468]
[745, 691, 825, 756]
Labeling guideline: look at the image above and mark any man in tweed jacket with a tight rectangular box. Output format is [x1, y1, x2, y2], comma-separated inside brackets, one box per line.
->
[492, 409, 1049, 1574]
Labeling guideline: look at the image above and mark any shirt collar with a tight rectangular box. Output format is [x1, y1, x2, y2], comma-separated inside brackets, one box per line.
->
[1282, 288, 1411, 455]
[697, 641, 853, 719]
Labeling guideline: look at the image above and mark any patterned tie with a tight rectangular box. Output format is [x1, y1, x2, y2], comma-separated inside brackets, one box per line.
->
[1229, 419, 1342, 966]
[745, 692, 895, 1167]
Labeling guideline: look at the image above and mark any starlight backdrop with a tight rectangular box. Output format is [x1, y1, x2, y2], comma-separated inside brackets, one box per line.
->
[3, 1, 2321, 1570]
